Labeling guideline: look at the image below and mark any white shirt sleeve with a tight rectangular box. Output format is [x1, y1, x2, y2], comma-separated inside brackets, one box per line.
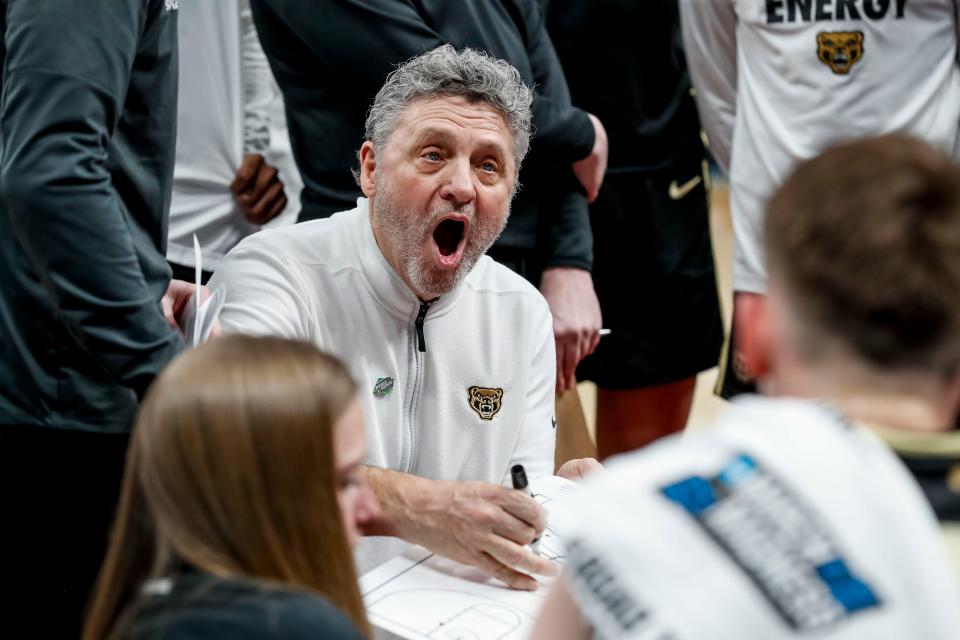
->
[502, 299, 557, 483]
[208, 244, 319, 344]
[680, 0, 738, 175]
[241, 0, 274, 154]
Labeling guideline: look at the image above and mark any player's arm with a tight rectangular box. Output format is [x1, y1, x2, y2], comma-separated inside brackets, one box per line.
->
[520, 2, 603, 390]
[0, 0, 182, 399]
[241, 0, 273, 155]
[679, 0, 738, 174]
[521, 0, 603, 184]
[233, 0, 288, 225]
[521, 0, 596, 257]
[537, 189, 602, 394]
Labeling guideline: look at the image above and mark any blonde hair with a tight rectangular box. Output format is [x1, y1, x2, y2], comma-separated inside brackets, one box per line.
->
[83, 335, 369, 639]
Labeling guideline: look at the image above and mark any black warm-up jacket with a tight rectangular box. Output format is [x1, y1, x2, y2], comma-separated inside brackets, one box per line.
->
[250, 0, 596, 273]
[0, 0, 183, 432]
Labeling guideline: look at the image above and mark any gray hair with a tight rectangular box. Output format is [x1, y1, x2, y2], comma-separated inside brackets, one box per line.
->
[364, 45, 534, 171]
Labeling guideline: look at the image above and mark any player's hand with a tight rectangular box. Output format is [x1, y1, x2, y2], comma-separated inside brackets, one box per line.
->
[539, 267, 602, 395]
[732, 291, 770, 382]
[162, 279, 221, 340]
[571, 113, 608, 203]
[403, 479, 558, 590]
[231, 153, 288, 225]
[556, 458, 603, 482]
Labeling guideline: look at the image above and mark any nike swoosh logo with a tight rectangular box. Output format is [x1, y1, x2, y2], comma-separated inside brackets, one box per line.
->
[668, 175, 702, 200]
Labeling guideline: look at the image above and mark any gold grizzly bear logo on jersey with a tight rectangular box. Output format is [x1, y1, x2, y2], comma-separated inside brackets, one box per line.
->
[468, 386, 503, 421]
[817, 31, 864, 75]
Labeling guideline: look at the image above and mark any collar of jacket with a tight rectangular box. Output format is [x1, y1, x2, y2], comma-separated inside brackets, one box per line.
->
[354, 197, 466, 320]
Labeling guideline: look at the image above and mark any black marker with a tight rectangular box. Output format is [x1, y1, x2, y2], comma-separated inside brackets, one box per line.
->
[510, 464, 542, 555]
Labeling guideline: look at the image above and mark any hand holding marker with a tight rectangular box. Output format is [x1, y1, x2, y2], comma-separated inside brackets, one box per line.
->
[510, 464, 542, 555]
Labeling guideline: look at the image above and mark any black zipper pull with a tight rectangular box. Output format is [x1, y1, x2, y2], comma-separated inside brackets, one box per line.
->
[415, 301, 430, 352]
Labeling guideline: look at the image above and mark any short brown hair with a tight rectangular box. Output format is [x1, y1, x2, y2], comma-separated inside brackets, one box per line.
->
[765, 134, 960, 377]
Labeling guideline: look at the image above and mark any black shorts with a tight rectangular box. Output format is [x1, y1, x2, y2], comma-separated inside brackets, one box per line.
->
[576, 162, 724, 389]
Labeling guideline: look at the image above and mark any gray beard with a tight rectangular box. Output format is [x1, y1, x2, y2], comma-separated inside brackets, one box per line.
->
[374, 180, 508, 299]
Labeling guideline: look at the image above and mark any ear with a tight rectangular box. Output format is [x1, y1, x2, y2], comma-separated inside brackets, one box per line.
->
[359, 141, 377, 198]
[733, 292, 772, 380]
[494, 389, 503, 400]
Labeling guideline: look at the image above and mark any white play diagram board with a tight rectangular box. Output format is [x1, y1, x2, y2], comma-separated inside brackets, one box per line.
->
[359, 475, 579, 640]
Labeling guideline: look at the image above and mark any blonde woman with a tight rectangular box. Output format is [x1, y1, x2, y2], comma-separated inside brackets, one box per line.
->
[84, 335, 378, 639]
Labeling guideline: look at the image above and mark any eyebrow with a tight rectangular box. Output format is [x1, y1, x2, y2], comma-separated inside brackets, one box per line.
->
[409, 127, 455, 149]
[410, 128, 509, 160]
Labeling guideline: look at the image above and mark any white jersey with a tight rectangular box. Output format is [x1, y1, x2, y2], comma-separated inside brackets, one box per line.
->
[209, 198, 557, 571]
[680, 0, 960, 293]
[166, 0, 302, 271]
[556, 397, 960, 639]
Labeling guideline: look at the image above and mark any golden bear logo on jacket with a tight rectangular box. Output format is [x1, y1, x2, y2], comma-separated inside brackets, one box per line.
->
[468, 386, 503, 421]
[817, 31, 864, 75]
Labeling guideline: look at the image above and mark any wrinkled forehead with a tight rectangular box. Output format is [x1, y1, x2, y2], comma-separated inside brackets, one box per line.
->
[386, 96, 515, 155]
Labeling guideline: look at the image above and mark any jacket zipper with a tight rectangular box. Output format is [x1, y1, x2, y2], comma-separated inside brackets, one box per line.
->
[414, 301, 429, 352]
[401, 301, 430, 473]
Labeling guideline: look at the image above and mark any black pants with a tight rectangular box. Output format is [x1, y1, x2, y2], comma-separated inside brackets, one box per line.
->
[168, 261, 213, 286]
[0, 425, 130, 638]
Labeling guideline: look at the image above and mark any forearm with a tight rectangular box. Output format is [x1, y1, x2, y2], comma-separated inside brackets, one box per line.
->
[362, 465, 444, 539]
[530, 98, 595, 163]
[362, 465, 555, 588]
[523, 0, 595, 162]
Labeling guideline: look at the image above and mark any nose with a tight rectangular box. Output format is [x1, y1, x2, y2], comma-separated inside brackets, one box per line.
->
[438, 158, 476, 207]
[355, 484, 381, 535]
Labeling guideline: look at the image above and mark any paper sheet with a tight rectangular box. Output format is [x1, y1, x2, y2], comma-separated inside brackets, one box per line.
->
[360, 475, 579, 640]
[177, 234, 227, 346]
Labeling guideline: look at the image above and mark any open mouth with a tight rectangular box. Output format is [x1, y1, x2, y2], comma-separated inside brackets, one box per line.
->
[432, 218, 466, 266]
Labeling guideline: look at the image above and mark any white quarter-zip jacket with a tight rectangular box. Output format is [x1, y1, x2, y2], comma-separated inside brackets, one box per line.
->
[209, 198, 557, 571]
[680, 0, 960, 293]
[167, 0, 302, 271]
[556, 397, 960, 639]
